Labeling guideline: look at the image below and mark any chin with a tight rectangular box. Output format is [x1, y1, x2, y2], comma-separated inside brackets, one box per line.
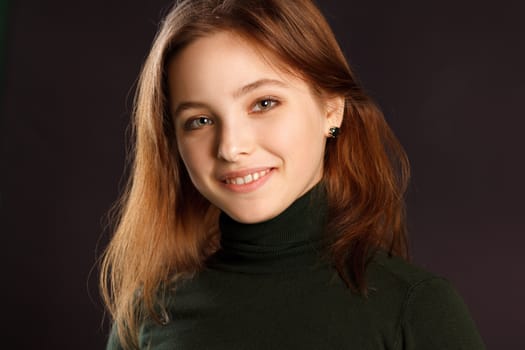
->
[224, 205, 284, 224]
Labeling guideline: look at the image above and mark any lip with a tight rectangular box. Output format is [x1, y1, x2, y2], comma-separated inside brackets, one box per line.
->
[219, 167, 273, 181]
[219, 167, 275, 193]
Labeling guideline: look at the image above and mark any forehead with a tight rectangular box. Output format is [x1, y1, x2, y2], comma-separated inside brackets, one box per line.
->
[166, 31, 308, 99]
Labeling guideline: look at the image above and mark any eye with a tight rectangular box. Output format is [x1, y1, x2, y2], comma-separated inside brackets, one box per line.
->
[184, 116, 214, 130]
[251, 97, 279, 113]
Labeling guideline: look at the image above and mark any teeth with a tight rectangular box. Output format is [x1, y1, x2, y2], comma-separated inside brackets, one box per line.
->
[225, 169, 270, 185]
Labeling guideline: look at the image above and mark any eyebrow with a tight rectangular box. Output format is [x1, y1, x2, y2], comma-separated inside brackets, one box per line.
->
[232, 78, 288, 99]
[172, 78, 288, 118]
[172, 101, 210, 119]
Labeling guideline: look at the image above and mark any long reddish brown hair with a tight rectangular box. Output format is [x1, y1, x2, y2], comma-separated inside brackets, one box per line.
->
[100, 0, 410, 348]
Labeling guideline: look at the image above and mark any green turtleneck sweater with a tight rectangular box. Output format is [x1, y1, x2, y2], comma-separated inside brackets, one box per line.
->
[107, 185, 485, 349]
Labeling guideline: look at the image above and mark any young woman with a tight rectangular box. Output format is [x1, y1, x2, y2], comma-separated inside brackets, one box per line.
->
[100, 0, 485, 349]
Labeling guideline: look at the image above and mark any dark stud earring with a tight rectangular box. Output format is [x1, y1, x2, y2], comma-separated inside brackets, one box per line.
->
[328, 126, 340, 139]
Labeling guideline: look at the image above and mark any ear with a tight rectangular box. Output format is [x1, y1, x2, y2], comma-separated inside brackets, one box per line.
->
[323, 95, 345, 135]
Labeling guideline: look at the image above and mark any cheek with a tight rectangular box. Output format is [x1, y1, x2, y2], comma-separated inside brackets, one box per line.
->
[262, 103, 325, 145]
[292, 112, 328, 167]
[260, 109, 326, 170]
[177, 138, 211, 183]
[285, 109, 326, 150]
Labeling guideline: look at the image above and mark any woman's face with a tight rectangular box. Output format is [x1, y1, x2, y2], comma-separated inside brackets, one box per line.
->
[168, 31, 342, 223]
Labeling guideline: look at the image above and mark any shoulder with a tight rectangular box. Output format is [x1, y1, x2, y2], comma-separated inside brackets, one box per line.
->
[365, 251, 446, 306]
[367, 251, 437, 287]
[366, 252, 485, 349]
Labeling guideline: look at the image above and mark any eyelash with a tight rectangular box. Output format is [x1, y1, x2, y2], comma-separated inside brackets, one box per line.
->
[251, 97, 280, 113]
[184, 116, 214, 131]
[182, 97, 280, 131]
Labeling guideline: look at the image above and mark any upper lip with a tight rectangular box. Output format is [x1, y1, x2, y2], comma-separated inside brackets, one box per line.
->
[218, 167, 273, 181]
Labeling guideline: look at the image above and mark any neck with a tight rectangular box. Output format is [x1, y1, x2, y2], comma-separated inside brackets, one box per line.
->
[208, 182, 330, 274]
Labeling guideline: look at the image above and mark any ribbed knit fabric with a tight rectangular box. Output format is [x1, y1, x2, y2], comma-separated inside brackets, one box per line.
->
[211, 183, 329, 274]
[107, 184, 485, 350]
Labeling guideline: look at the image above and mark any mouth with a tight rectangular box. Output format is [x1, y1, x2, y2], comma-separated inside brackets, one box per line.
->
[222, 168, 272, 185]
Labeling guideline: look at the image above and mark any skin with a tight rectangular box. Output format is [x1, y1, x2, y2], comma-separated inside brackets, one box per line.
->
[168, 31, 343, 223]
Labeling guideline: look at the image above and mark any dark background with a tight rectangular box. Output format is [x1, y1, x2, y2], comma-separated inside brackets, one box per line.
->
[2, 1, 524, 348]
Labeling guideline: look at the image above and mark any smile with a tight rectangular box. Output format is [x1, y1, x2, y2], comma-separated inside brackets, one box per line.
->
[224, 169, 271, 185]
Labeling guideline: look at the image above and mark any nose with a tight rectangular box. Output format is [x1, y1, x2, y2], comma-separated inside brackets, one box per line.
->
[216, 120, 254, 162]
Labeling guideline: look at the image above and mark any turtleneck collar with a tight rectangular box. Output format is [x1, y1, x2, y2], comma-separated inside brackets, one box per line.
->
[207, 182, 330, 274]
